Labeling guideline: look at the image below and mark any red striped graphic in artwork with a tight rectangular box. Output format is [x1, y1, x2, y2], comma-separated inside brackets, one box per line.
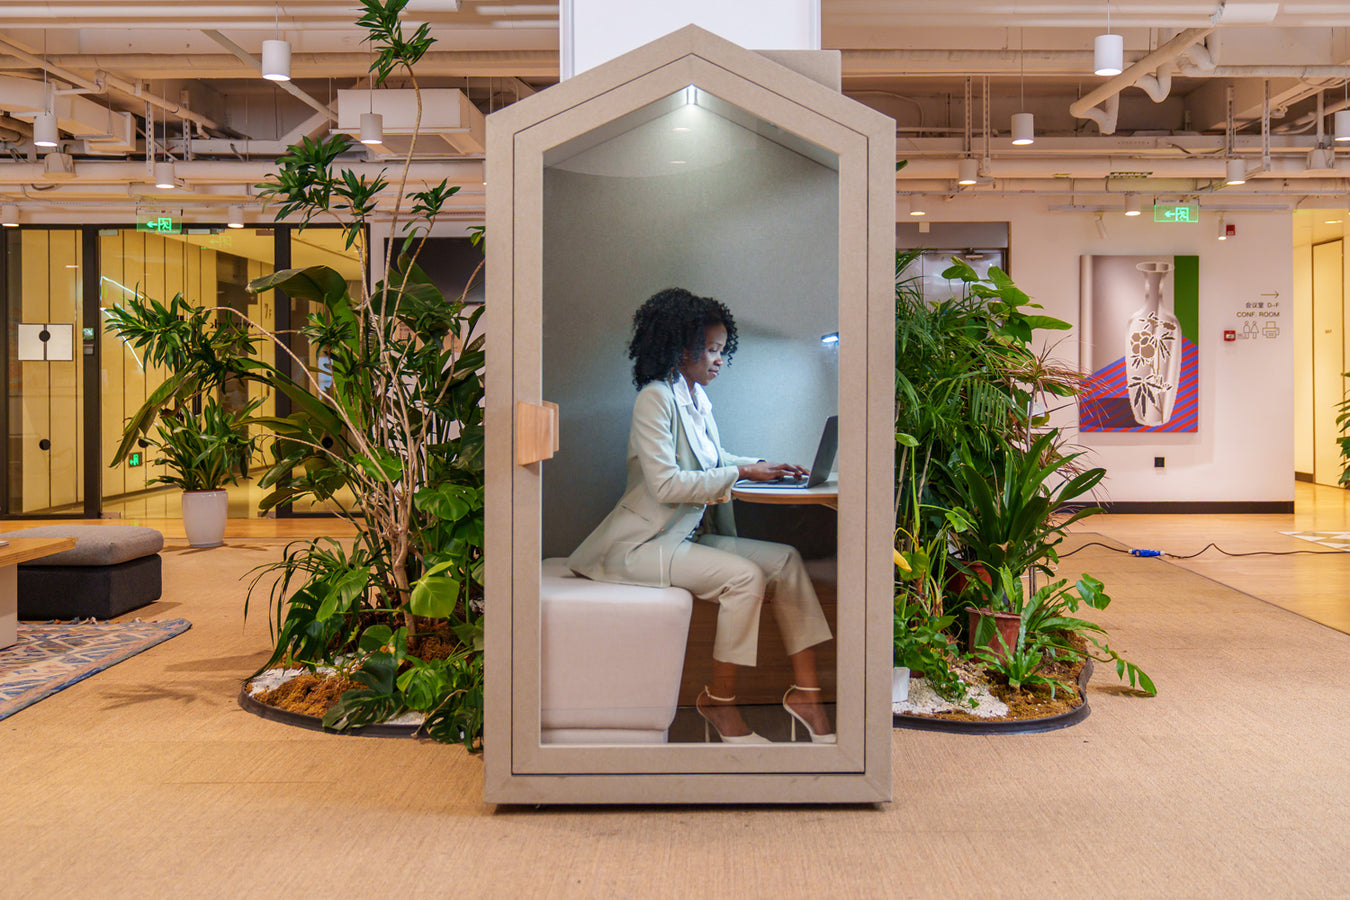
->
[1079, 339, 1198, 433]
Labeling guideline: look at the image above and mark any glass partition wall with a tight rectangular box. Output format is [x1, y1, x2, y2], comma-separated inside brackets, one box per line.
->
[539, 87, 841, 748]
[3, 229, 85, 515]
[1, 224, 363, 519]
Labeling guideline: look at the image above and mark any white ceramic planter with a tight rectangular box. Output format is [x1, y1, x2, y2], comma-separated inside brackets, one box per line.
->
[892, 666, 911, 703]
[182, 490, 228, 548]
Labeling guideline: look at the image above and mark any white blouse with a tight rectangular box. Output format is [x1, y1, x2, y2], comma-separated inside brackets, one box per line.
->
[670, 377, 720, 471]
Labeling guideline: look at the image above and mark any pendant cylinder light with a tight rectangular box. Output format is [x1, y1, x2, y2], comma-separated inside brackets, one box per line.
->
[1335, 109, 1350, 142]
[1124, 193, 1141, 216]
[1225, 158, 1246, 185]
[359, 112, 384, 145]
[1094, 33, 1124, 76]
[261, 39, 291, 81]
[908, 195, 927, 216]
[957, 157, 979, 185]
[33, 111, 58, 148]
[1217, 215, 1227, 240]
[1011, 112, 1035, 145]
[153, 161, 176, 189]
[227, 205, 245, 229]
[1, 204, 18, 227]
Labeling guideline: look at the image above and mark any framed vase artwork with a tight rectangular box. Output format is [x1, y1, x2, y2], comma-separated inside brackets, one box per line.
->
[1079, 254, 1199, 433]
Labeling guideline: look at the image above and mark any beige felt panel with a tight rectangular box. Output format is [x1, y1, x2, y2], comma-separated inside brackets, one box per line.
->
[45, 229, 81, 510]
[19, 231, 50, 511]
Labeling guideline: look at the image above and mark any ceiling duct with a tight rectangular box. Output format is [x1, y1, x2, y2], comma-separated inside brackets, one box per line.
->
[336, 89, 485, 156]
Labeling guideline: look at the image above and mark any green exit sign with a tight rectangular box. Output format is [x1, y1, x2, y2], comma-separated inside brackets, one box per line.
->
[128, 451, 143, 467]
[137, 215, 181, 234]
[1154, 203, 1199, 223]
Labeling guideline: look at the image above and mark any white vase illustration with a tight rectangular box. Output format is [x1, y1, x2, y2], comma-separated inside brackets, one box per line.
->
[1125, 261, 1180, 426]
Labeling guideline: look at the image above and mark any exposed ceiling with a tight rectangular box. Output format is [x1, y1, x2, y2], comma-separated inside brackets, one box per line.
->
[3, 1, 1350, 224]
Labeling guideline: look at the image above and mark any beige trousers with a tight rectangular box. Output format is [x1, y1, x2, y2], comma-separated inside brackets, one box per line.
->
[668, 534, 832, 668]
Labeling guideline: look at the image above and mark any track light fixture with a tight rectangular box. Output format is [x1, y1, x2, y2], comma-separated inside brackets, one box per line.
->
[153, 160, 176, 189]
[1217, 215, 1227, 240]
[32, 111, 59, 148]
[261, 4, 290, 81]
[1336, 109, 1350, 142]
[1011, 112, 1035, 146]
[1094, 2, 1123, 76]
[1, 204, 19, 227]
[1225, 158, 1246, 185]
[908, 195, 927, 216]
[957, 157, 979, 185]
[360, 112, 384, 145]
[1124, 193, 1141, 216]
[227, 205, 245, 229]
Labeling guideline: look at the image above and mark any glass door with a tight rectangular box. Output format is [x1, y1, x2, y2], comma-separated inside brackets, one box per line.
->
[2, 228, 85, 516]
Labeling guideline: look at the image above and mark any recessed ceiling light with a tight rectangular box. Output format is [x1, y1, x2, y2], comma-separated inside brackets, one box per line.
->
[671, 160, 686, 165]
[673, 126, 690, 132]
[1324, 219, 1342, 225]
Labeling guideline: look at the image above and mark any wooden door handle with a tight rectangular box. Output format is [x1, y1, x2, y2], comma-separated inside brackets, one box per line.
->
[516, 400, 559, 466]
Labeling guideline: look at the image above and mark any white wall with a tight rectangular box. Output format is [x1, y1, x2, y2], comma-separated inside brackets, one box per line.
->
[911, 194, 1294, 505]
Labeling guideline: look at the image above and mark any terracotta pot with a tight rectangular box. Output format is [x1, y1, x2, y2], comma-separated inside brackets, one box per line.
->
[947, 561, 992, 598]
[967, 607, 1021, 661]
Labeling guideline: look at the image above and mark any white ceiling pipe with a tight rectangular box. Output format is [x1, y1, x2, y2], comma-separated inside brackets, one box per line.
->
[1134, 66, 1172, 103]
[1070, 27, 1214, 120]
[1077, 93, 1120, 135]
[0, 2, 463, 27]
[0, 159, 484, 186]
[892, 155, 1347, 180]
[0, 50, 560, 80]
[0, 35, 221, 133]
[1177, 64, 1350, 78]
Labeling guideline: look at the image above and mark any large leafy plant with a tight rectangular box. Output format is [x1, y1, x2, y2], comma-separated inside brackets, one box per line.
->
[148, 397, 261, 492]
[106, 0, 488, 748]
[893, 252, 1153, 706]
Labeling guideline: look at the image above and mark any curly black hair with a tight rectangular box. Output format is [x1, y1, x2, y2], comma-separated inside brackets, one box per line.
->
[628, 287, 738, 388]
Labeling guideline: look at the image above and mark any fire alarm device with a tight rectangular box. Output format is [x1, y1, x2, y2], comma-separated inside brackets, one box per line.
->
[1224, 330, 1236, 342]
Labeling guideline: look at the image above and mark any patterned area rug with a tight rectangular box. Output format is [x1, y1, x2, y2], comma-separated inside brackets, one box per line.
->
[1280, 531, 1350, 551]
[0, 618, 191, 722]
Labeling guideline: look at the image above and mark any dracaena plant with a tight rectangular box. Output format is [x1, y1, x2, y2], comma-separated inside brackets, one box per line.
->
[106, 0, 488, 748]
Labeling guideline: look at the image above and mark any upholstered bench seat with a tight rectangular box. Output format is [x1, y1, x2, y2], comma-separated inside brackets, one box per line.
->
[0, 525, 164, 621]
[539, 558, 693, 744]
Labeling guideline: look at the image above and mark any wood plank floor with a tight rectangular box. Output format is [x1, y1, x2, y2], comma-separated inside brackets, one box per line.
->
[2, 484, 1350, 897]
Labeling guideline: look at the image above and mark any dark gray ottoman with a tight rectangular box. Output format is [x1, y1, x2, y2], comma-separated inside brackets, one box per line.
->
[0, 525, 164, 620]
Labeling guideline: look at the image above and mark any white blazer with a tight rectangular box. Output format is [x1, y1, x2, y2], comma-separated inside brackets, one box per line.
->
[567, 380, 761, 588]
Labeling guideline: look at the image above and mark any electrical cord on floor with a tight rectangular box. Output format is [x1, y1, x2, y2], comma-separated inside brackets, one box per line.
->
[1061, 541, 1342, 559]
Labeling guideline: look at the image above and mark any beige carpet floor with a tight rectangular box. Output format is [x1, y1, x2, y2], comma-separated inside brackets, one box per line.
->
[1, 533, 1347, 898]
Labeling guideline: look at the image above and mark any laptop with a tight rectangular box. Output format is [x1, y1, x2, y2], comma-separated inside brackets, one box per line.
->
[735, 415, 838, 489]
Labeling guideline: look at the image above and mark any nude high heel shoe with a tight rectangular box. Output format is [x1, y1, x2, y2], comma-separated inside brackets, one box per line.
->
[696, 687, 771, 744]
[783, 685, 836, 744]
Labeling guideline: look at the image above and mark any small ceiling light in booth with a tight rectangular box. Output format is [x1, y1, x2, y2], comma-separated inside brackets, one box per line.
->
[227, 205, 245, 229]
[957, 157, 979, 185]
[820, 332, 839, 345]
[1094, 2, 1123, 76]
[1124, 193, 1141, 216]
[359, 112, 384, 145]
[32, 111, 59, 149]
[1225, 158, 1246, 185]
[1, 204, 19, 227]
[908, 195, 927, 216]
[153, 160, 177, 189]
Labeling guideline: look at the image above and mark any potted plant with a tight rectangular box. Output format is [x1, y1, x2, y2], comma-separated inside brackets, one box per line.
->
[148, 397, 260, 548]
[104, 0, 489, 748]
